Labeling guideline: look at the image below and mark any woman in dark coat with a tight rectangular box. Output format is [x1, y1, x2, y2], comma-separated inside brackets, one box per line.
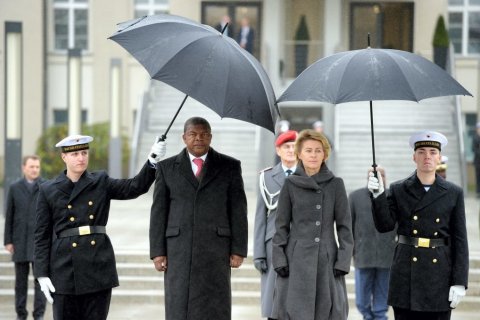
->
[272, 129, 353, 320]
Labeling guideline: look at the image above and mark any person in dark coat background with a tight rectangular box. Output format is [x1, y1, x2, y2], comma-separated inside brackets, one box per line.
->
[253, 130, 297, 320]
[4, 155, 47, 320]
[149, 117, 248, 320]
[272, 129, 353, 320]
[34, 134, 166, 320]
[472, 122, 480, 197]
[368, 131, 469, 320]
[215, 15, 234, 38]
[349, 166, 396, 320]
[237, 17, 254, 54]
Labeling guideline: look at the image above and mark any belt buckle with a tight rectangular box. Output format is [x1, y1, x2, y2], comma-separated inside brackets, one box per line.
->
[78, 226, 91, 236]
[418, 237, 430, 248]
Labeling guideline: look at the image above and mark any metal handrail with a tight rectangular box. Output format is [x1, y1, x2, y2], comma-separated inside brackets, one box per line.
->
[448, 44, 468, 190]
[129, 85, 150, 176]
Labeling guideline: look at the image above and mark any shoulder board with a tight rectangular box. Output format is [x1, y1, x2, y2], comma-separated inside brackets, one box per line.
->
[259, 166, 273, 174]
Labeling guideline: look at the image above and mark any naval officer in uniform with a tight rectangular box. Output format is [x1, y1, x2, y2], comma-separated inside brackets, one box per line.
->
[253, 130, 297, 320]
[34, 134, 166, 320]
[368, 131, 468, 320]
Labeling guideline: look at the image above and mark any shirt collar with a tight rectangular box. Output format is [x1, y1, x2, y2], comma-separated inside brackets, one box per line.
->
[188, 152, 208, 162]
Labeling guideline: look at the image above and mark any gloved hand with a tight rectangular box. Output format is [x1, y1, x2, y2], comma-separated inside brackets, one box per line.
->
[333, 269, 348, 277]
[367, 170, 385, 198]
[38, 277, 55, 304]
[449, 285, 466, 308]
[148, 137, 167, 165]
[275, 266, 289, 278]
[254, 258, 268, 273]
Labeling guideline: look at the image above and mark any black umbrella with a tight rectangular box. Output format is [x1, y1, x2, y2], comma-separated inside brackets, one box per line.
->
[277, 43, 472, 172]
[109, 14, 279, 139]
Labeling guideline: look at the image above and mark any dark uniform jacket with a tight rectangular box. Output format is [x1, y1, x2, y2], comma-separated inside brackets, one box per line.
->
[34, 161, 155, 295]
[4, 177, 46, 262]
[150, 148, 248, 320]
[372, 172, 469, 312]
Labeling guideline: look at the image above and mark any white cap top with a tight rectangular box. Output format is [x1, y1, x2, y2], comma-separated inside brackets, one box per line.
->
[408, 130, 447, 151]
[55, 134, 93, 152]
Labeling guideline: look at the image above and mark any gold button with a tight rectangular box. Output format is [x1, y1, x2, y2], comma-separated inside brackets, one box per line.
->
[433, 258, 438, 263]
[413, 215, 418, 220]
[91, 240, 96, 246]
[436, 218, 440, 223]
[72, 242, 77, 248]
[88, 201, 93, 206]
[413, 257, 417, 262]
[413, 230, 418, 235]
[69, 217, 75, 222]
[68, 204, 72, 209]
[89, 215, 94, 220]
[434, 232, 438, 236]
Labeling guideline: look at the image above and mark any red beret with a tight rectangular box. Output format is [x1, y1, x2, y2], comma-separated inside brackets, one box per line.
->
[275, 130, 298, 147]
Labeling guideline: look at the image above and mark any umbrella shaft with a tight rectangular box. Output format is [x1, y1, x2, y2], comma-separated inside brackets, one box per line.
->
[370, 100, 377, 169]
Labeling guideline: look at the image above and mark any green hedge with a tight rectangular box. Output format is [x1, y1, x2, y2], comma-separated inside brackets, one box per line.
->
[36, 122, 130, 179]
[432, 15, 449, 48]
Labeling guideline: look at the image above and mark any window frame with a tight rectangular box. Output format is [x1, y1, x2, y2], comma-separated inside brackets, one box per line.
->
[134, 0, 169, 18]
[448, 0, 480, 56]
[52, 0, 89, 52]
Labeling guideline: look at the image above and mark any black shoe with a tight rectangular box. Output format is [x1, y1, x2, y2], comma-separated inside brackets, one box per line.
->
[34, 317, 44, 320]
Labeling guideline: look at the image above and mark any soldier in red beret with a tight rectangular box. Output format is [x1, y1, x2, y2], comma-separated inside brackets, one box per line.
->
[253, 130, 298, 320]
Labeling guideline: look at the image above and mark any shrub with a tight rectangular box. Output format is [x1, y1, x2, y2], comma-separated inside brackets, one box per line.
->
[432, 15, 449, 48]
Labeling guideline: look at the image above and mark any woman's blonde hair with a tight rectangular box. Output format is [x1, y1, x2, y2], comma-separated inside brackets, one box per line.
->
[294, 129, 331, 161]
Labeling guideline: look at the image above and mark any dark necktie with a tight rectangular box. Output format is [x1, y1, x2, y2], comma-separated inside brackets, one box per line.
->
[193, 158, 204, 177]
[286, 169, 292, 176]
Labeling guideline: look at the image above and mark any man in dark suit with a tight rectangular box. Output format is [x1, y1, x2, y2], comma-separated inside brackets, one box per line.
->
[150, 117, 248, 320]
[215, 15, 234, 38]
[4, 155, 46, 320]
[253, 130, 297, 320]
[237, 17, 254, 54]
[368, 131, 468, 320]
[34, 134, 166, 320]
[350, 166, 395, 320]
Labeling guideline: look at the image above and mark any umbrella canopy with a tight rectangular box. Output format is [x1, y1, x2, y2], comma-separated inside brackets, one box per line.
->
[278, 48, 471, 104]
[109, 14, 278, 133]
[277, 47, 472, 169]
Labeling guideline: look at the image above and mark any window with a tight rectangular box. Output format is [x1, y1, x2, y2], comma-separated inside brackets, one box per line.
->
[448, 0, 480, 55]
[53, 0, 89, 50]
[53, 109, 87, 125]
[134, 0, 169, 19]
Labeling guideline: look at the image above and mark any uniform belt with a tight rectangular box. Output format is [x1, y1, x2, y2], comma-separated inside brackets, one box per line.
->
[398, 235, 448, 248]
[58, 226, 106, 238]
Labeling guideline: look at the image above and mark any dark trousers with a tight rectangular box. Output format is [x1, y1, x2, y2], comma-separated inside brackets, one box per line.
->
[15, 261, 46, 319]
[53, 288, 112, 320]
[393, 307, 451, 320]
[475, 162, 480, 194]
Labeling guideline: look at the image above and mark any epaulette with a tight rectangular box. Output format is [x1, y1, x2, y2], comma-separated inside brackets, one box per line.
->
[259, 166, 273, 174]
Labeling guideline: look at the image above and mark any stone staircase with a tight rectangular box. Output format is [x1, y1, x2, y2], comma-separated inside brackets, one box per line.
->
[1, 250, 479, 312]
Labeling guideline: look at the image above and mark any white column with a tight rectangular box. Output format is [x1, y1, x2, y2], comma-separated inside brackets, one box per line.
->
[323, 0, 343, 56]
[4, 21, 23, 203]
[68, 48, 82, 135]
[109, 59, 122, 178]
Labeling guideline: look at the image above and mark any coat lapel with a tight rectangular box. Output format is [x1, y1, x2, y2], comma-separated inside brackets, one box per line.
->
[176, 149, 199, 188]
[69, 171, 95, 202]
[55, 172, 75, 197]
[199, 148, 222, 189]
[414, 175, 449, 212]
[271, 163, 286, 188]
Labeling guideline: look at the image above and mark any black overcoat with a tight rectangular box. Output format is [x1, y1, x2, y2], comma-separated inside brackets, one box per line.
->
[150, 148, 248, 320]
[372, 172, 469, 312]
[4, 177, 46, 262]
[34, 161, 155, 295]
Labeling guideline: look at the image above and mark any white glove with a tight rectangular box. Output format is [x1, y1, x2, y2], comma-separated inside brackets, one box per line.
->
[367, 171, 385, 198]
[449, 285, 466, 308]
[38, 277, 55, 304]
[148, 137, 167, 165]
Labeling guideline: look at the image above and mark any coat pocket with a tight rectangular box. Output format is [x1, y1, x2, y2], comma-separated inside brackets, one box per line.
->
[165, 226, 180, 238]
[217, 226, 231, 237]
